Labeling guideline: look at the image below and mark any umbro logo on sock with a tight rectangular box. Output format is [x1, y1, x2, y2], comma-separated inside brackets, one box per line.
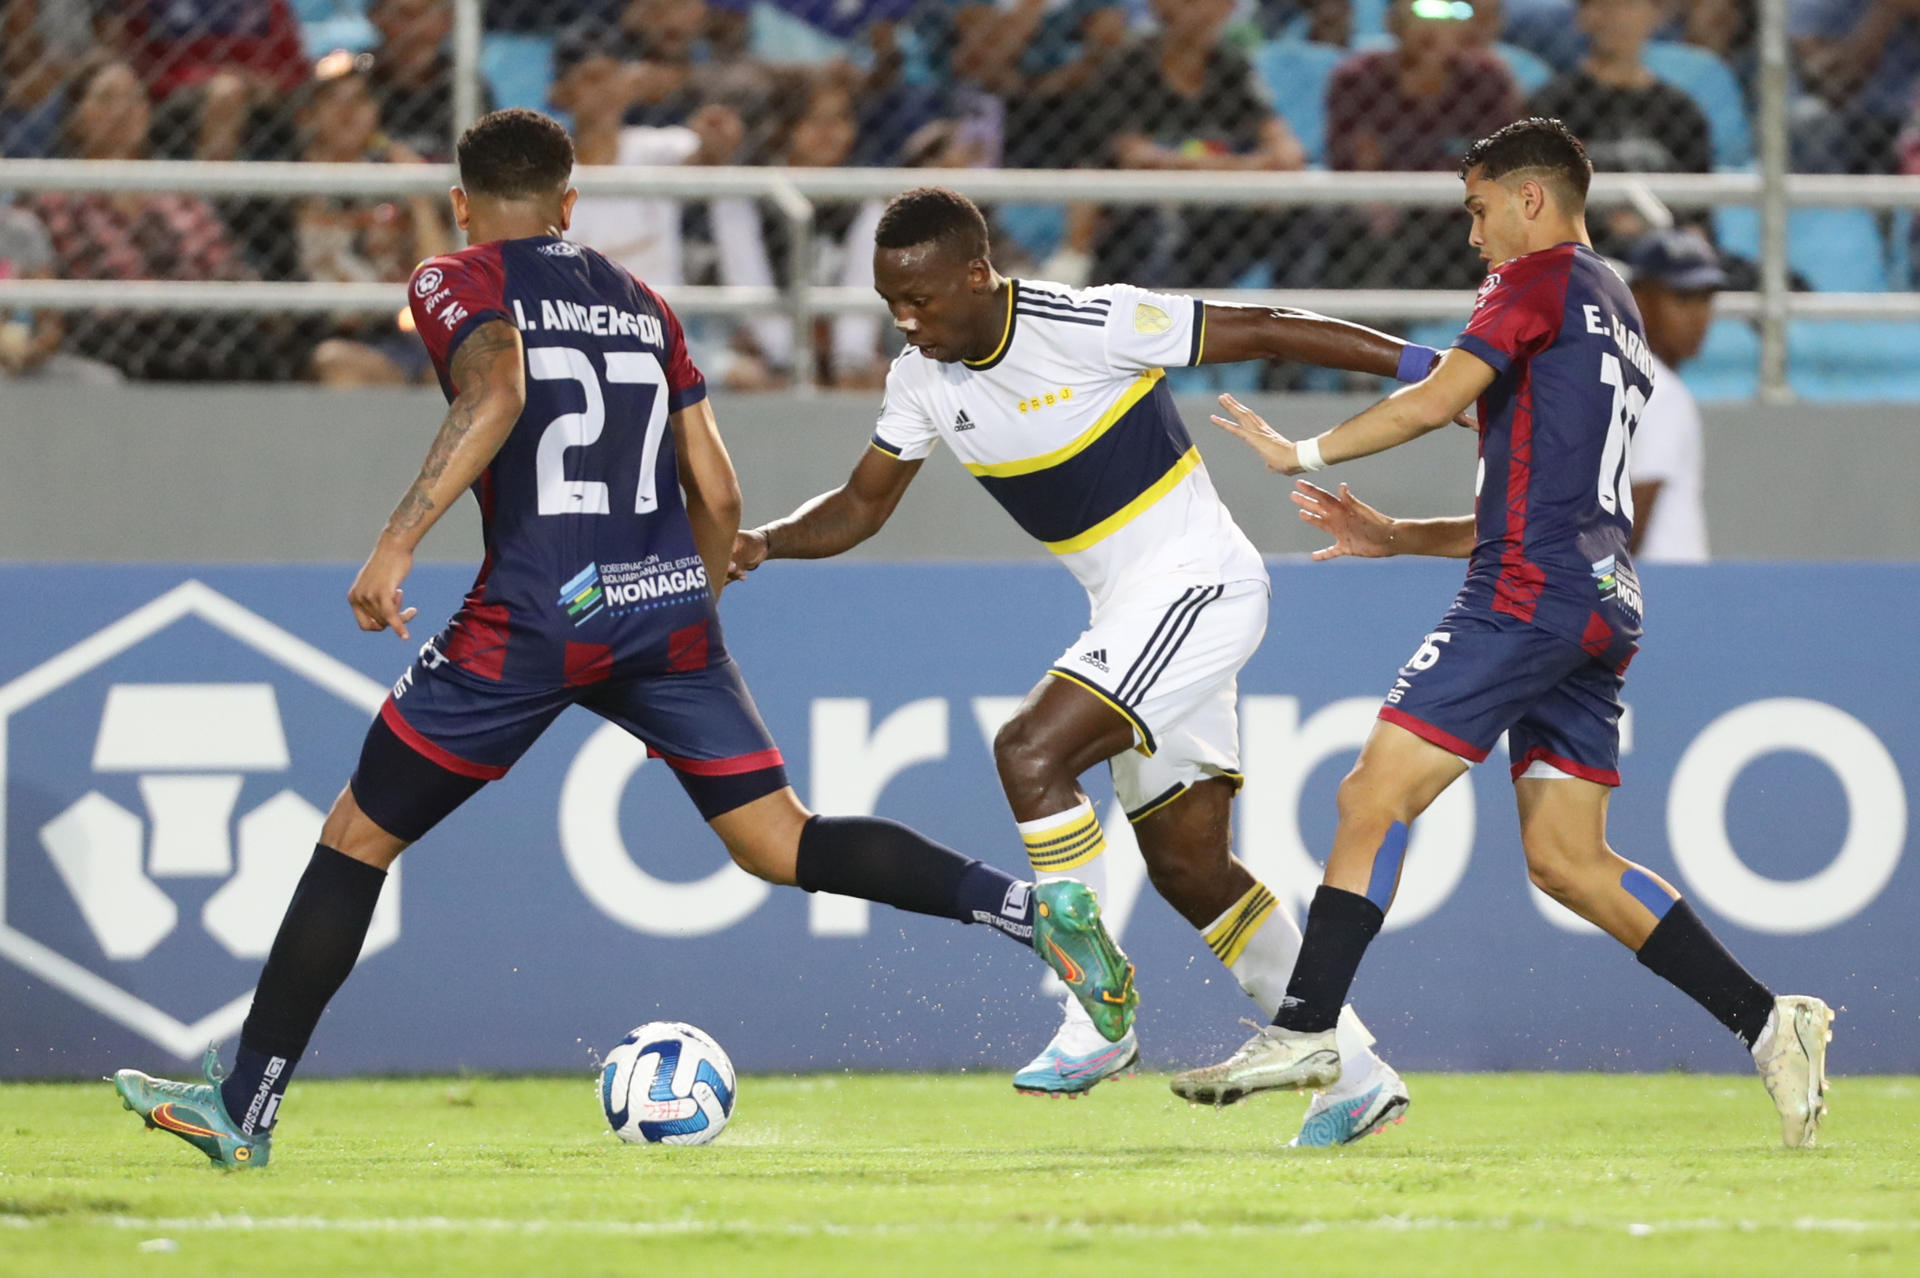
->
[953, 409, 976, 431]
[1002, 882, 1030, 918]
[1081, 649, 1109, 672]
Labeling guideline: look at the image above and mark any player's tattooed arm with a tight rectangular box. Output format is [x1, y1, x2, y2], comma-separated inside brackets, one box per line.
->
[348, 320, 525, 639]
[670, 398, 743, 600]
[1292, 481, 1474, 560]
[728, 446, 923, 580]
[1196, 302, 1426, 380]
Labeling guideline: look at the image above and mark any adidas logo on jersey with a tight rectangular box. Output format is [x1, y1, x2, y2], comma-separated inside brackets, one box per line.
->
[953, 409, 976, 431]
[1081, 648, 1109, 672]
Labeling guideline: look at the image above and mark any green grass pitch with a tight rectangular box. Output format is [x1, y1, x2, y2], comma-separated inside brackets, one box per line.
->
[5, 1072, 1918, 1277]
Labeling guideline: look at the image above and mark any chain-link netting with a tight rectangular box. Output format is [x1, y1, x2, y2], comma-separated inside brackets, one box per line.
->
[0, 0, 1913, 392]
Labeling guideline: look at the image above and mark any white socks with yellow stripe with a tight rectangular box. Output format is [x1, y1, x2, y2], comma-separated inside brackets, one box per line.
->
[1202, 880, 1384, 1095]
[1017, 799, 1108, 904]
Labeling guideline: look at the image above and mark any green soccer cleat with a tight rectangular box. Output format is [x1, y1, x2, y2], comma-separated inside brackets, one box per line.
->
[1031, 879, 1137, 1043]
[114, 1047, 270, 1170]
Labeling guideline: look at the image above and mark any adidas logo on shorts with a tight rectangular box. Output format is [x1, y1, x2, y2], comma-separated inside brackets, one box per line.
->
[1081, 648, 1109, 672]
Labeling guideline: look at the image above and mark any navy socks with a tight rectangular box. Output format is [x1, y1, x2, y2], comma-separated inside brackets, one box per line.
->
[220, 844, 387, 1134]
[1273, 885, 1385, 1034]
[795, 815, 1034, 943]
[1635, 898, 1775, 1047]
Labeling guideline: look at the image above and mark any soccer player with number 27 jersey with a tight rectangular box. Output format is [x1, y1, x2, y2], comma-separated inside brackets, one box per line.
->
[110, 110, 1135, 1170]
[1172, 119, 1834, 1149]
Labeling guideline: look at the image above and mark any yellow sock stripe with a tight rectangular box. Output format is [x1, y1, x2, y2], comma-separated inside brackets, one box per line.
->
[1023, 823, 1105, 870]
[1021, 813, 1100, 848]
[1027, 831, 1107, 872]
[1204, 885, 1278, 967]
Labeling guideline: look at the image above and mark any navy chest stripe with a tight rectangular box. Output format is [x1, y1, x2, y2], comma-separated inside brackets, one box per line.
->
[971, 382, 1192, 545]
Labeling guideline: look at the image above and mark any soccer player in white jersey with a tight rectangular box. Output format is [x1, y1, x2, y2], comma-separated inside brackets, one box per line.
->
[729, 187, 1450, 1145]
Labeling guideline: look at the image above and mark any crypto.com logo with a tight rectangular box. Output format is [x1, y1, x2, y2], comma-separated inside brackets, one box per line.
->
[0, 581, 397, 1058]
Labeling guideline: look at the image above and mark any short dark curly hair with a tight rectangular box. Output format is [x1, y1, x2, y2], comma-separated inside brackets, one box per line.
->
[457, 108, 574, 201]
[875, 186, 990, 262]
[1458, 117, 1592, 209]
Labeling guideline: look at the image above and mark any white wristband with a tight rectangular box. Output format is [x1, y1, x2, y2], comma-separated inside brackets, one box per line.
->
[1294, 434, 1328, 473]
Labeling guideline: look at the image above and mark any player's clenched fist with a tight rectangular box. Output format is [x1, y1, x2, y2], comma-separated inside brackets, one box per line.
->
[348, 539, 420, 639]
[727, 529, 769, 582]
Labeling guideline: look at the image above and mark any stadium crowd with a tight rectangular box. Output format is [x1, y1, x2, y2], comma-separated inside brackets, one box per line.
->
[0, 0, 1911, 385]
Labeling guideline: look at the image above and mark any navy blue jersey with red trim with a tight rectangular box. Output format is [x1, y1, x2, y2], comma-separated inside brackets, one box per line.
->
[1450, 242, 1648, 668]
[407, 236, 716, 687]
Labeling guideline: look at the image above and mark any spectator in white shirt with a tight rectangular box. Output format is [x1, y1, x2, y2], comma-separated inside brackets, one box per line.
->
[1622, 229, 1722, 564]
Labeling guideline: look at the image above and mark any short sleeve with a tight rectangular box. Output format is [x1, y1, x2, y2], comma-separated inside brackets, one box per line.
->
[1452, 256, 1568, 375]
[656, 293, 708, 413]
[408, 252, 511, 384]
[1098, 283, 1206, 373]
[870, 358, 940, 462]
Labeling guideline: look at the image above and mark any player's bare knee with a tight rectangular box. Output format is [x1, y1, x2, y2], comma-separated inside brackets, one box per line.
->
[1334, 768, 1407, 838]
[320, 786, 407, 871]
[1522, 836, 1604, 904]
[992, 715, 1058, 802]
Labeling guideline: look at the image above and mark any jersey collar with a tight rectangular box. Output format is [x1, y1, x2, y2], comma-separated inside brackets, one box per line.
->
[963, 281, 1018, 371]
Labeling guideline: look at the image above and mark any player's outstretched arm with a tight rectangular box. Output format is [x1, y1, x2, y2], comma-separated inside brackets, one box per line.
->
[1292, 480, 1474, 560]
[349, 320, 525, 639]
[670, 398, 743, 600]
[727, 446, 922, 580]
[1196, 302, 1436, 381]
[1211, 348, 1496, 476]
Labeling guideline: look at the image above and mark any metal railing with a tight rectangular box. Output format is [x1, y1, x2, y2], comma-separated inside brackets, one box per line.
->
[1, 0, 1910, 397]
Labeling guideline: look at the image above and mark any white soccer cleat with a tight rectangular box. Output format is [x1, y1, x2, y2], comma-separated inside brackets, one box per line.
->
[1290, 1059, 1411, 1147]
[1012, 1001, 1140, 1097]
[1169, 1019, 1341, 1107]
[1753, 994, 1835, 1149]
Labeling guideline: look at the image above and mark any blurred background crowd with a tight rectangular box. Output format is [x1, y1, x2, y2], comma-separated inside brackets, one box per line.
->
[0, 0, 1913, 392]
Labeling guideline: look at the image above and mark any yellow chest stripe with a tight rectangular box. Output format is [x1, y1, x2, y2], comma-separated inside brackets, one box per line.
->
[1043, 446, 1200, 555]
[961, 369, 1165, 479]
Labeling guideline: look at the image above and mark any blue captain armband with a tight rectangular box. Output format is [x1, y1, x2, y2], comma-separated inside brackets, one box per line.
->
[1395, 343, 1441, 382]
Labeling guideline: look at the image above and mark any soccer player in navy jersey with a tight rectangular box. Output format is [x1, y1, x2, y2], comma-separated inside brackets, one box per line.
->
[1170, 119, 1835, 1148]
[110, 109, 1135, 1169]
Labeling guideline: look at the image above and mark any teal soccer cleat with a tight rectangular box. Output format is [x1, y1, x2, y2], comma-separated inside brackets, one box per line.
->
[1013, 1011, 1140, 1097]
[114, 1047, 270, 1170]
[1289, 1061, 1411, 1147]
[1030, 879, 1138, 1044]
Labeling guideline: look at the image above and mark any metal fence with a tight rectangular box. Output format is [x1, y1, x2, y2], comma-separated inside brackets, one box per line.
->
[1, 0, 1916, 398]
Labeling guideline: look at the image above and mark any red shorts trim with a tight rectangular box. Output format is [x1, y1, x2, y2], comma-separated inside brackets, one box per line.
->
[1509, 746, 1621, 787]
[380, 700, 510, 781]
[1378, 706, 1491, 763]
[648, 746, 786, 777]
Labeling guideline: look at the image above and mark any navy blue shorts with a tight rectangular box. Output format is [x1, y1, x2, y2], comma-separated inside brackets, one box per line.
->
[1378, 611, 1625, 786]
[350, 647, 788, 842]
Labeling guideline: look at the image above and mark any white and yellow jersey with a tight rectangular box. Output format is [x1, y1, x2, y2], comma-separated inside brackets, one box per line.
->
[871, 280, 1266, 609]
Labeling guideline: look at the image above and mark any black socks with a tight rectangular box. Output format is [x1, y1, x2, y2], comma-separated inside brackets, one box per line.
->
[1273, 885, 1385, 1033]
[794, 815, 1034, 943]
[220, 844, 387, 1134]
[1635, 897, 1776, 1048]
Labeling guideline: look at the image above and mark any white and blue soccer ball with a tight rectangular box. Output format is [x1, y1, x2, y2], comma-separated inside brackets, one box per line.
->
[599, 1021, 737, 1145]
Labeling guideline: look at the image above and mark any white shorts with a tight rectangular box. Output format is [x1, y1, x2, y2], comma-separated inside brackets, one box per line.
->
[1047, 579, 1269, 821]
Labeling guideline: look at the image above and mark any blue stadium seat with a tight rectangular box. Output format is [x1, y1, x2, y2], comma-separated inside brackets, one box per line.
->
[1252, 41, 1345, 167]
[1788, 320, 1920, 400]
[1714, 207, 1890, 293]
[1642, 41, 1752, 169]
[1494, 42, 1553, 96]
[482, 33, 556, 114]
[749, 3, 853, 63]
[1352, 0, 1391, 41]
[994, 205, 1066, 263]
[1676, 318, 1759, 401]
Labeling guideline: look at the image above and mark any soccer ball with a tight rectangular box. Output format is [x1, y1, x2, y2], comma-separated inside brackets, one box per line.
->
[599, 1021, 737, 1145]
